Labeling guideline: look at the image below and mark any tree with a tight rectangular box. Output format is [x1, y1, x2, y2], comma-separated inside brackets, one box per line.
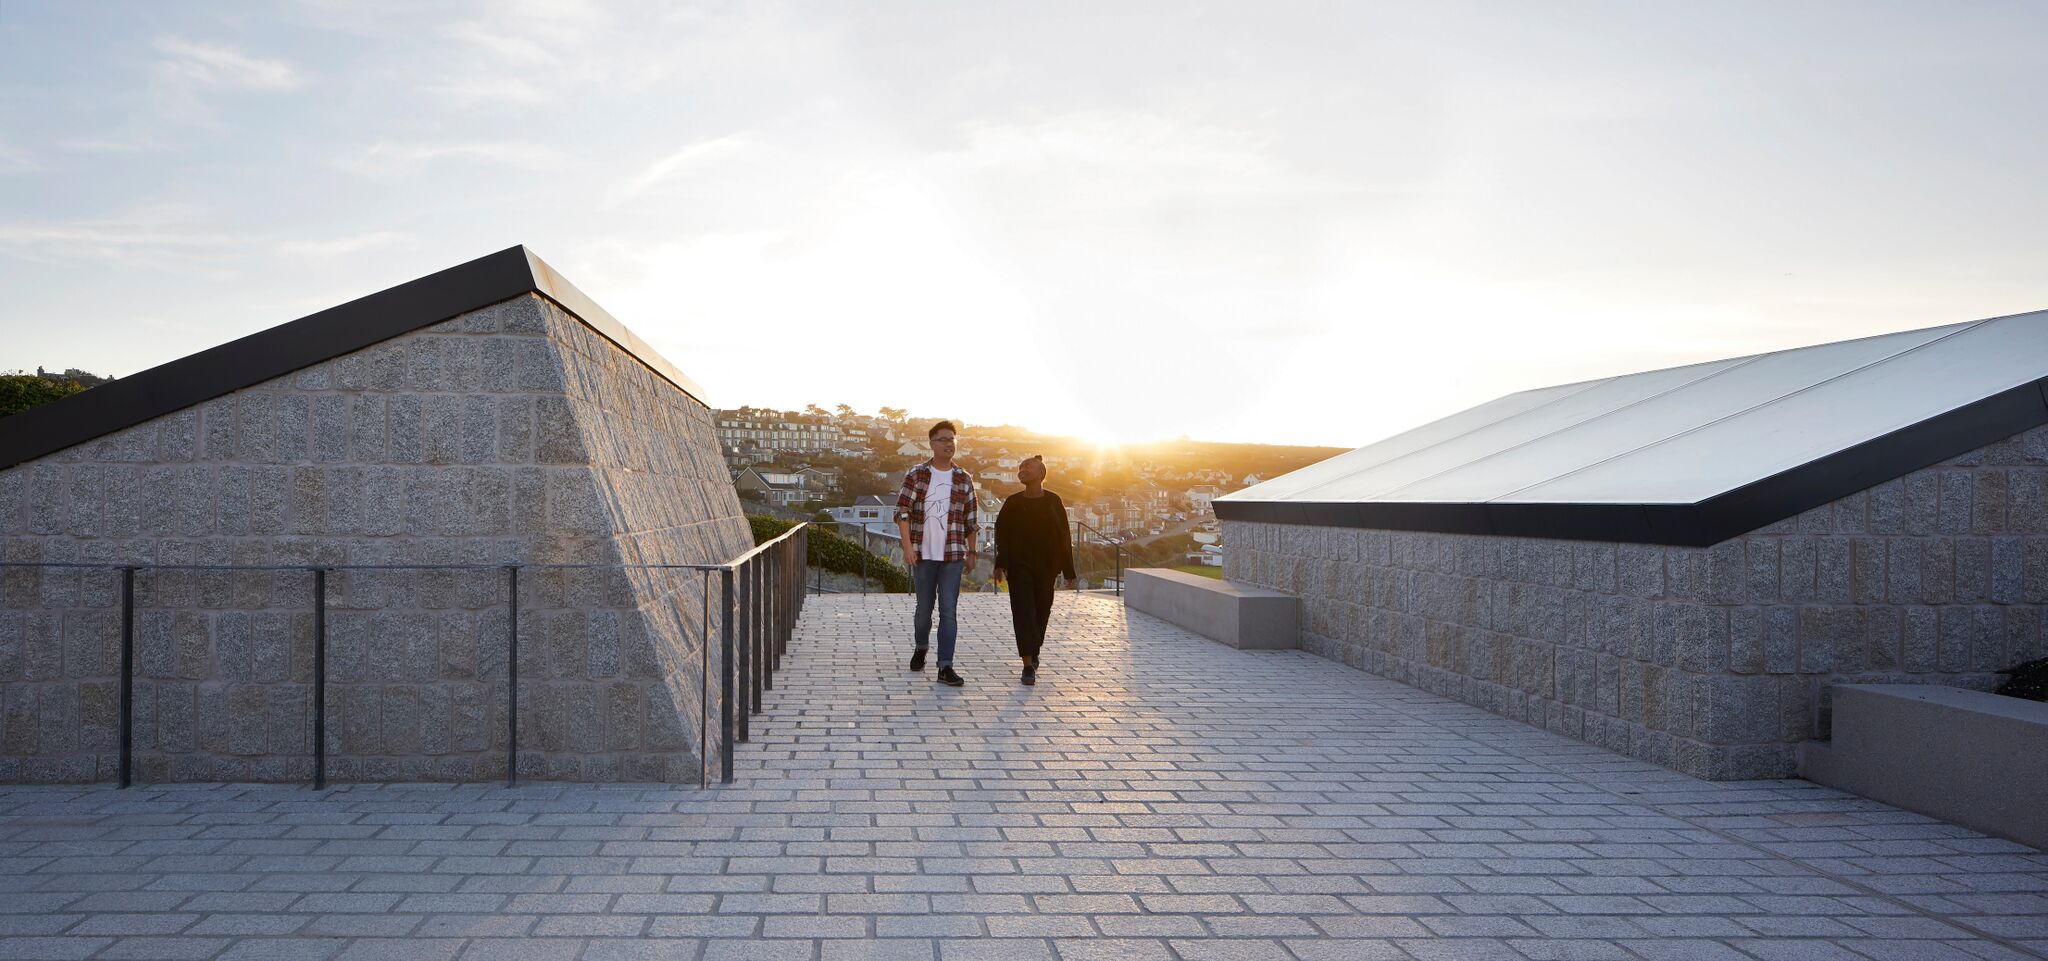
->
[878, 406, 906, 423]
[805, 404, 829, 418]
[0, 372, 93, 417]
[834, 404, 854, 419]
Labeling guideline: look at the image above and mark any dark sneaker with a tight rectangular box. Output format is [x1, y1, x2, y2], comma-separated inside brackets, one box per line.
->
[910, 649, 926, 672]
[1021, 666, 1036, 686]
[937, 666, 964, 687]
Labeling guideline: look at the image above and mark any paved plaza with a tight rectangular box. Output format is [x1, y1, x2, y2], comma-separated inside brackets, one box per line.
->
[1, 592, 2044, 961]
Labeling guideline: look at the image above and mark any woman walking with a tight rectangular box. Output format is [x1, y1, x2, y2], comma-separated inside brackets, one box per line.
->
[992, 455, 1076, 685]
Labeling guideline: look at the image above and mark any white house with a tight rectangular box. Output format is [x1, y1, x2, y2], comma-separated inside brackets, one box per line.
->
[716, 408, 846, 454]
[827, 494, 893, 526]
[794, 466, 841, 492]
[735, 467, 822, 506]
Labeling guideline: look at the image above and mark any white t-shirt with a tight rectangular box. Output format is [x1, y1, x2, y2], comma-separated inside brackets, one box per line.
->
[922, 470, 952, 559]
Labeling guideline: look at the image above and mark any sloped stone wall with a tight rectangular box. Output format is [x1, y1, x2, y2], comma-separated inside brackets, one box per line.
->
[0, 294, 751, 783]
[1224, 424, 2048, 779]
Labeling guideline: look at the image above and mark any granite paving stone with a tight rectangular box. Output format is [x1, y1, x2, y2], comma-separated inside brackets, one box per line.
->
[0, 593, 2042, 960]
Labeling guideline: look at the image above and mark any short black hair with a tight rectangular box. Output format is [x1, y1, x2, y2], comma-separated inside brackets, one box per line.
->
[928, 420, 957, 440]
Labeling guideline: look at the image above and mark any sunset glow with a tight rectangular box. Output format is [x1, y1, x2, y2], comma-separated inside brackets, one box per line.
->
[3, 3, 2045, 447]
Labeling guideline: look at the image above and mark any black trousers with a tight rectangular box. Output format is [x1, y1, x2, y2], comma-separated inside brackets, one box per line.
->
[1007, 566, 1058, 659]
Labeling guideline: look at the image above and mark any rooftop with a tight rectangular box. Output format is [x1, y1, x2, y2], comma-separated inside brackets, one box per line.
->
[4, 593, 2042, 960]
[1218, 309, 2048, 545]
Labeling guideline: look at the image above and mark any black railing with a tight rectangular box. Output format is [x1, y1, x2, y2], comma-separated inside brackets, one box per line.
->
[1072, 521, 1127, 595]
[0, 523, 808, 790]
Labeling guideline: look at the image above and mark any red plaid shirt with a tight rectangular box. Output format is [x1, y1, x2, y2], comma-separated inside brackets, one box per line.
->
[894, 462, 978, 562]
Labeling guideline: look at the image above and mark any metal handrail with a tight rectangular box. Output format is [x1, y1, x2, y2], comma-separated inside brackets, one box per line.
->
[0, 522, 811, 791]
[1071, 520, 1126, 596]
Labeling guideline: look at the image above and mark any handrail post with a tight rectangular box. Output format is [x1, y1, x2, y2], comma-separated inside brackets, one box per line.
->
[119, 567, 135, 789]
[720, 567, 735, 783]
[751, 557, 765, 710]
[776, 539, 786, 672]
[699, 571, 711, 788]
[786, 531, 800, 659]
[736, 559, 751, 743]
[861, 527, 869, 595]
[762, 546, 775, 694]
[779, 534, 790, 663]
[312, 567, 327, 790]
[506, 564, 519, 788]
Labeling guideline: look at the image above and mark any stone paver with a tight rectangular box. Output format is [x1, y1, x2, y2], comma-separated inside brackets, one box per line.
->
[1, 593, 2043, 960]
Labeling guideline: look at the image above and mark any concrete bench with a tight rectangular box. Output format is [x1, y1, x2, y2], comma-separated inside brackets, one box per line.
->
[1800, 684, 2048, 851]
[1123, 568, 1299, 650]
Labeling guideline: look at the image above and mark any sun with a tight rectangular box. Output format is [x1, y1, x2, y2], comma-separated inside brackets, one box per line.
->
[1076, 432, 1124, 453]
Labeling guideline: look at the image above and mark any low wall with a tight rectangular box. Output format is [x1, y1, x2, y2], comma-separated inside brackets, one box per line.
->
[1124, 568, 1298, 650]
[1802, 685, 2048, 850]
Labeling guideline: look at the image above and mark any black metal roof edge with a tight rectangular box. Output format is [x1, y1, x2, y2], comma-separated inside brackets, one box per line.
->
[0, 246, 709, 474]
[1214, 379, 2048, 547]
[521, 249, 710, 407]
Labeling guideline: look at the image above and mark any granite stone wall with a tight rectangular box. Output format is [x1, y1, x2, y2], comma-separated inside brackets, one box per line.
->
[0, 294, 753, 783]
[1223, 424, 2048, 779]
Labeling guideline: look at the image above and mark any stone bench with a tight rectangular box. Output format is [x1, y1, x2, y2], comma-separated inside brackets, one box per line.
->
[1800, 684, 2048, 851]
[1123, 568, 1299, 650]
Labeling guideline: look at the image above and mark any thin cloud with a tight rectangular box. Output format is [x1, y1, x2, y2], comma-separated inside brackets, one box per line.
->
[337, 140, 570, 176]
[146, 36, 303, 126]
[0, 216, 239, 272]
[609, 134, 756, 203]
[278, 231, 409, 259]
[152, 37, 302, 90]
[0, 143, 37, 174]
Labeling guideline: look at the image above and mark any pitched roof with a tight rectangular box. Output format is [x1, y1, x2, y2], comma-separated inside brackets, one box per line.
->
[0, 246, 705, 473]
[1216, 309, 2048, 546]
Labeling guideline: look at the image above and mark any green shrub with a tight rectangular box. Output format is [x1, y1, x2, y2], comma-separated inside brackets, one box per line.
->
[0, 375, 87, 417]
[1995, 656, 2048, 703]
[748, 515, 909, 593]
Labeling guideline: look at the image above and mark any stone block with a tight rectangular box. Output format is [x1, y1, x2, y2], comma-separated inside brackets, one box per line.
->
[349, 394, 388, 461]
[1799, 606, 1865, 674]
[155, 409, 199, 461]
[1704, 675, 1780, 744]
[1973, 470, 2009, 534]
[1921, 538, 1956, 604]
[461, 395, 497, 464]
[1729, 607, 1763, 674]
[1673, 604, 1728, 673]
[1971, 606, 2006, 671]
[2021, 538, 2048, 605]
[1939, 469, 1973, 534]
[389, 394, 423, 463]
[1937, 607, 1972, 672]
[1850, 537, 1886, 604]
[423, 395, 461, 465]
[1955, 537, 1990, 602]
[1865, 607, 1901, 670]
[2010, 606, 2047, 664]
[2011, 470, 2048, 533]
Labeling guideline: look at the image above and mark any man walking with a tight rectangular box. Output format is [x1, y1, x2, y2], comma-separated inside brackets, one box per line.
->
[895, 420, 978, 686]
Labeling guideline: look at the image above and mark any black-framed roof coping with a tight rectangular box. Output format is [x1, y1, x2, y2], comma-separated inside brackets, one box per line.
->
[1214, 307, 2048, 547]
[0, 246, 710, 474]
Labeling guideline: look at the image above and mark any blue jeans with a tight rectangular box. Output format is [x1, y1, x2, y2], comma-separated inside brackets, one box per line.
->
[913, 560, 965, 667]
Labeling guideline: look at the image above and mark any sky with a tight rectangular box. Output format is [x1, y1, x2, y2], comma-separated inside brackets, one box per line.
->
[2, 1, 2045, 448]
